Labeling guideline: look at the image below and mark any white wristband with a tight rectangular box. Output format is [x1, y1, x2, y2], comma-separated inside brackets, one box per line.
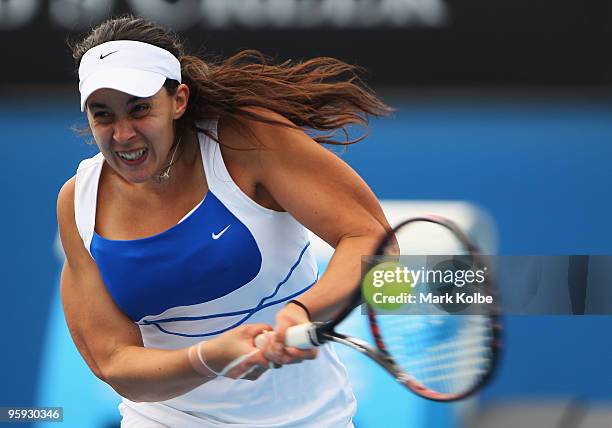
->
[219, 349, 260, 377]
[188, 342, 218, 379]
[189, 343, 262, 379]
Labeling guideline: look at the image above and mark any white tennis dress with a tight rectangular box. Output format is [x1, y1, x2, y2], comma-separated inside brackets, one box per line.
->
[73, 119, 356, 427]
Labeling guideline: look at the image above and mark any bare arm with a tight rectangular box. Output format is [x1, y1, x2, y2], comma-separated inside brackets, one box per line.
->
[242, 109, 391, 323]
[57, 177, 272, 402]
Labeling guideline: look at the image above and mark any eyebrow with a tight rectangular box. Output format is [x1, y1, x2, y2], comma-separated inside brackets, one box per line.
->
[88, 96, 152, 110]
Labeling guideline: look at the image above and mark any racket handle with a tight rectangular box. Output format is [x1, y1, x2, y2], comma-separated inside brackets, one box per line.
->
[286, 323, 318, 348]
[254, 322, 319, 350]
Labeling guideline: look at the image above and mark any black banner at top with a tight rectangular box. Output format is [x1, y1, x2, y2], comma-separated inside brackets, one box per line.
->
[1, 0, 610, 85]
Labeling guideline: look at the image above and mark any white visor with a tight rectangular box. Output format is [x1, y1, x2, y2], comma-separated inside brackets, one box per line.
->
[78, 40, 181, 112]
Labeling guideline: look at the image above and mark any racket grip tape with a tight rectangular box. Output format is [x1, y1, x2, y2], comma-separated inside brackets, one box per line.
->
[254, 323, 319, 350]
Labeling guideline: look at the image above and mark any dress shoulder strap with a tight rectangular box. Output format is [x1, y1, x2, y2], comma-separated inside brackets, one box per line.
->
[74, 152, 104, 256]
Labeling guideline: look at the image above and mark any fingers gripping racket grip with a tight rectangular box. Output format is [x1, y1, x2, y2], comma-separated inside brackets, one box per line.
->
[254, 323, 321, 349]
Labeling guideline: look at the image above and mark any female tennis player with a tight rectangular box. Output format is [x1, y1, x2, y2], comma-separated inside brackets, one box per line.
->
[57, 15, 392, 427]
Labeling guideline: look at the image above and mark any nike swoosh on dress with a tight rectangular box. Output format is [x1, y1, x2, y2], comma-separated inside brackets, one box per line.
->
[212, 225, 231, 240]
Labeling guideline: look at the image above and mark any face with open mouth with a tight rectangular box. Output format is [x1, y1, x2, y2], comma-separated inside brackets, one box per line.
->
[85, 86, 188, 184]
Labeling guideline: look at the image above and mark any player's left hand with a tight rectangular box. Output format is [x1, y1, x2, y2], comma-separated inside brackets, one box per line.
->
[268, 303, 318, 365]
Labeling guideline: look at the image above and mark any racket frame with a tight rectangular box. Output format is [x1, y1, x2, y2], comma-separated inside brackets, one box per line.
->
[309, 214, 502, 401]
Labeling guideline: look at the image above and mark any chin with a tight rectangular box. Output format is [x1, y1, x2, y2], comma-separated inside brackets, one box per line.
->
[129, 174, 154, 184]
[111, 160, 155, 184]
[118, 169, 153, 184]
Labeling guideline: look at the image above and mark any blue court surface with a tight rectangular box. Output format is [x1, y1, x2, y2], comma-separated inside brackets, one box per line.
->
[2, 93, 612, 427]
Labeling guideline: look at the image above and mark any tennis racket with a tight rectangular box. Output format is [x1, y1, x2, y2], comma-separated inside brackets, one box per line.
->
[256, 215, 501, 401]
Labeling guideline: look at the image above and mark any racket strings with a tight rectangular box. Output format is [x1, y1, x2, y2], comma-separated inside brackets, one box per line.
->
[377, 314, 493, 394]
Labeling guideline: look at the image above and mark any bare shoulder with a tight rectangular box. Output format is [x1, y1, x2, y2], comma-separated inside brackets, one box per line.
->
[225, 106, 301, 151]
[57, 175, 76, 222]
[242, 106, 294, 128]
[218, 106, 304, 170]
[217, 107, 314, 210]
[223, 106, 318, 168]
[56, 175, 90, 267]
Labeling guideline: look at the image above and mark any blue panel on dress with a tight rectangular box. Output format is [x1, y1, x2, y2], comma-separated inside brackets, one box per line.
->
[91, 192, 262, 321]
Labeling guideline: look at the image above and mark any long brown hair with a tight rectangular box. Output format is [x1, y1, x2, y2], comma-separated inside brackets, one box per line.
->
[69, 15, 393, 146]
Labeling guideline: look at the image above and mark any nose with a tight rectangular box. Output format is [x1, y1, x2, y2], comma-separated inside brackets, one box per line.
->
[112, 117, 137, 144]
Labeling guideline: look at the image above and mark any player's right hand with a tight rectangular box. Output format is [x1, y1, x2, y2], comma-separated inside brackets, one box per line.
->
[201, 324, 274, 381]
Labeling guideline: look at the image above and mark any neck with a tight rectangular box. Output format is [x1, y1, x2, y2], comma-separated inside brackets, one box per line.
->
[154, 136, 182, 183]
[124, 128, 199, 195]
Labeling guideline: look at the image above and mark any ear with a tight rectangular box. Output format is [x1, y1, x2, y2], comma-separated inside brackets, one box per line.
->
[173, 84, 190, 120]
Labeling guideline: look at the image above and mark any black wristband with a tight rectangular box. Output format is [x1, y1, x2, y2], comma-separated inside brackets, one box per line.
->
[287, 299, 312, 321]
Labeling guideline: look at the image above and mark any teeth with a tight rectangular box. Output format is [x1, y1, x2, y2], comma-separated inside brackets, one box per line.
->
[117, 148, 147, 160]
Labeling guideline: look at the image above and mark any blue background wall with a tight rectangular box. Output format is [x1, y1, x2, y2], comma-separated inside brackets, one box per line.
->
[2, 94, 612, 426]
